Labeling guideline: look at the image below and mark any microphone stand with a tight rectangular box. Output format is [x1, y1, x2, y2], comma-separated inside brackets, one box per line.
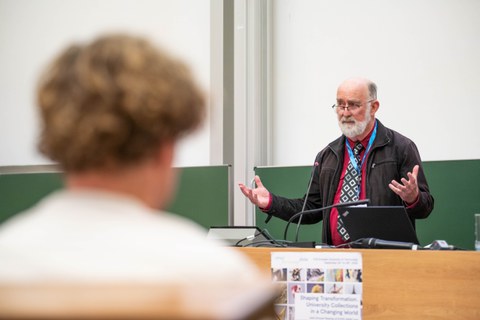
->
[294, 161, 319, 242]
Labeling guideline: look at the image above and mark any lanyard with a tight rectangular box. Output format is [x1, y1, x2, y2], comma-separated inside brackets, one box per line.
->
[345, 120, 377, 174]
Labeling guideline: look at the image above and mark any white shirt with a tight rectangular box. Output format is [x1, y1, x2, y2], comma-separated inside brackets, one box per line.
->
[0, 190, 263, 284]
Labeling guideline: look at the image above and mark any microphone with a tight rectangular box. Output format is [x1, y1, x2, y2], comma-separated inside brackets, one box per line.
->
[265, 161, 319, 224]
[283, 199, 370, 241]
[358, 237, 421, 250]
[294, 161, 320, 241]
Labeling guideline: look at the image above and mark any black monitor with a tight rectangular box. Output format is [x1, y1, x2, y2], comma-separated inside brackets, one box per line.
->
[338, 206, 419, 244]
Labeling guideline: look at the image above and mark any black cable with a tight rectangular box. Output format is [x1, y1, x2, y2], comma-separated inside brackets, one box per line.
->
[234, 236, 253, 247]
[242, 240, 289, 248]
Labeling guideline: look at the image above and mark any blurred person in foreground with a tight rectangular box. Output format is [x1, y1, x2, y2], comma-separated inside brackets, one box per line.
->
[239, 77, 434, 246]
[0, 34, 263, 283]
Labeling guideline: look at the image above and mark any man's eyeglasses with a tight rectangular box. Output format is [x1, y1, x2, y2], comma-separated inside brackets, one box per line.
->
[332, 99, 375, 112]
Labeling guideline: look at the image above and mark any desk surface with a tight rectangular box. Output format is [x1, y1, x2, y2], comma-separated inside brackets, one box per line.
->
[238, 247, 480, 320]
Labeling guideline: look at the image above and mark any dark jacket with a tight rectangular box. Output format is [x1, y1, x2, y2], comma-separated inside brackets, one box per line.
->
[266, 119, 434, 245]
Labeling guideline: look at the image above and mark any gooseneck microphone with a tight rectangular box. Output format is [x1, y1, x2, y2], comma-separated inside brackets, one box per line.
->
[264, 210, 273, 224]
[283, 199, 370, 241]
[294, 161, 319, 241]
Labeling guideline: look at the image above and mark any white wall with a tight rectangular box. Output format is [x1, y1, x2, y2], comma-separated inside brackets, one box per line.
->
[271, 0, 480, 165]
[3, 0, 479, 168]
[0, 0, 210, 167]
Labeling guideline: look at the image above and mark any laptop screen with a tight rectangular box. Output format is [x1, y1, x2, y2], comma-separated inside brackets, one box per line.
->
[338, 206, 419, 244]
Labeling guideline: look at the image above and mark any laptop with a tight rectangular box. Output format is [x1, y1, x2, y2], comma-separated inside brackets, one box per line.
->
[207, 226, 276, 247]
[338, 206, 419, 244]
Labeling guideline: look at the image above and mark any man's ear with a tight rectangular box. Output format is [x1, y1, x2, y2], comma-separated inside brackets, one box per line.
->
[371, 100, 380, 115]
[150, 141, 177, 210]
[154, 140, 175, 168]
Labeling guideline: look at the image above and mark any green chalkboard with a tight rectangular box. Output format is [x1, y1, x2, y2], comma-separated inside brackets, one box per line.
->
[0, 171, 64, 224]
[418, 160, 480, 250]
[255, 160, 480, 250]
[168, 165, 231, 229]
[0, 165, 231, 230]
[254, 166, 319, 243]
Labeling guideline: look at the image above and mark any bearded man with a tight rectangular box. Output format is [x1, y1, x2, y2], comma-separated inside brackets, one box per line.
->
[239, 77, 434, 246]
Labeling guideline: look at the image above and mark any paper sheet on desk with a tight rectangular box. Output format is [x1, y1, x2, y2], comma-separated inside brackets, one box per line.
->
[271, 252, 363, 320]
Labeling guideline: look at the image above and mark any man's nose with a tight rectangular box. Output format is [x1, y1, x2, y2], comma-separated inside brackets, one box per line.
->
[343, 107, 353, 115]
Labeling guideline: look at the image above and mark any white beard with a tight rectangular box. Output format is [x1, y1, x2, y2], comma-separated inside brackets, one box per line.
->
[338, 109, 372, 139]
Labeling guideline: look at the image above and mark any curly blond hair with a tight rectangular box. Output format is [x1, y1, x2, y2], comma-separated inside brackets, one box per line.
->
[37, 34, 205, 172]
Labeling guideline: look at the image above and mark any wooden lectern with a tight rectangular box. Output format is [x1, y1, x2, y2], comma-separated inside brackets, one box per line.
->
[238, 247, 480, 320]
